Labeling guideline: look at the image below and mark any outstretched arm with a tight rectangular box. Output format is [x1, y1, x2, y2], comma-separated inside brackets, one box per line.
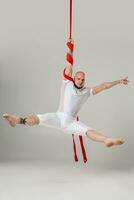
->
[63, 39, 74, 80]
[92, 76, 130, 95]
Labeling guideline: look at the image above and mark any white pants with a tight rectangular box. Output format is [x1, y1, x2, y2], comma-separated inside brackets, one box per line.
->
[37, 112, 93, 136]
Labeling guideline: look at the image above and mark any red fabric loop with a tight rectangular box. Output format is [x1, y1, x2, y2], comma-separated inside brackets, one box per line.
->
[63, 68, 74, 81]
[66, 53, 73, 65]
[67, 41, 74, 52]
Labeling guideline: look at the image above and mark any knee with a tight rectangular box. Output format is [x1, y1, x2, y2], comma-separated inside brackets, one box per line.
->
[86, 130, 91, 137]
[86, 129, 94, 137]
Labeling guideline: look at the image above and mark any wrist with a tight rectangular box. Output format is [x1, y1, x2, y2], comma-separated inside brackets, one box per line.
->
[119, 80, 122, 84]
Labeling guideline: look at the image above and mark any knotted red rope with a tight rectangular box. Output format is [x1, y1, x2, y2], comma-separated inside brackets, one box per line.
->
[65, 0, 88, 163]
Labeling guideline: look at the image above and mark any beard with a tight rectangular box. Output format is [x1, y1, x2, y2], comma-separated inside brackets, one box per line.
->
[73, 82, 84, 89]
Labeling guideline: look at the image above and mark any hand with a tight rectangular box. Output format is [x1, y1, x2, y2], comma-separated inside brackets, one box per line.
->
[119, 76, 130, 85]
[68, 38, 74, 44]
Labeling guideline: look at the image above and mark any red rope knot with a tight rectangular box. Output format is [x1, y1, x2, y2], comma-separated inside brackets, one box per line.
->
[67, 41, 74, 52]
[66, 41, 74, 65]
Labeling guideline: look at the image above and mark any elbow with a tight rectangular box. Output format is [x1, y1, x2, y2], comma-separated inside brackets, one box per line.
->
[92, 89, 96, 95]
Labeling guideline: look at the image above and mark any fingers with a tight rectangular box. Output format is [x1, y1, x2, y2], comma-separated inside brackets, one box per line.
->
[123, 80, 129, 85]
[120, 76, 130, 85]
[122, 76, 130, 84]
[68, 38, 74, 43]
[124, 76, 128, 80]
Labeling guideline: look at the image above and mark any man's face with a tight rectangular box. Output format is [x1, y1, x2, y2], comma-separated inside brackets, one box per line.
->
[74, 72, 85, 89]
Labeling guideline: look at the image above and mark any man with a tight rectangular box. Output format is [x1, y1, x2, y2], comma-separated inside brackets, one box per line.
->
[3, 39, 129, 147]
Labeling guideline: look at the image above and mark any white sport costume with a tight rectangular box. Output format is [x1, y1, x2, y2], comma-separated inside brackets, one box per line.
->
[37, 79, 94, 136]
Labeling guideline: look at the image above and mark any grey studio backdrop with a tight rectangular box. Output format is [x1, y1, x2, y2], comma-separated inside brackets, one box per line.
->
[0, 0, 134, 167]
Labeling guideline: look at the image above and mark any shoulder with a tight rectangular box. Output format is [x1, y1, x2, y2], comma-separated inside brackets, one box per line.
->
[62, 79, 73, 86]
[84, 86, 94, 96]
[62, 79, 72, 83]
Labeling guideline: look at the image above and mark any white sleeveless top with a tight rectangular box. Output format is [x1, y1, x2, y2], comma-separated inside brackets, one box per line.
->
[58, 80, 93, 118]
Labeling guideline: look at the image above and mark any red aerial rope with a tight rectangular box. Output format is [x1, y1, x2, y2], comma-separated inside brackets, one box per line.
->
[67, 0, 88, 163]
[63, 70, 88, 163]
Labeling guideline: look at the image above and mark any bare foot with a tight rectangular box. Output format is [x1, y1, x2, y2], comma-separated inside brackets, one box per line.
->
[3, 113, 20, 127]
[104, 138, 125, 147]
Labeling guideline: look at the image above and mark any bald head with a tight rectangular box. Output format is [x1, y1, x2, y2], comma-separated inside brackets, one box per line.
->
[75, 71, 85, 77]
[74, 71, 86, 89]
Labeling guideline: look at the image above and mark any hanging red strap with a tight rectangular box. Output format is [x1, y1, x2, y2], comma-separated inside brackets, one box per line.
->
[79, 136, 87, 163]
[77, 116, 88, 163]
[72, 134, 78, 162]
